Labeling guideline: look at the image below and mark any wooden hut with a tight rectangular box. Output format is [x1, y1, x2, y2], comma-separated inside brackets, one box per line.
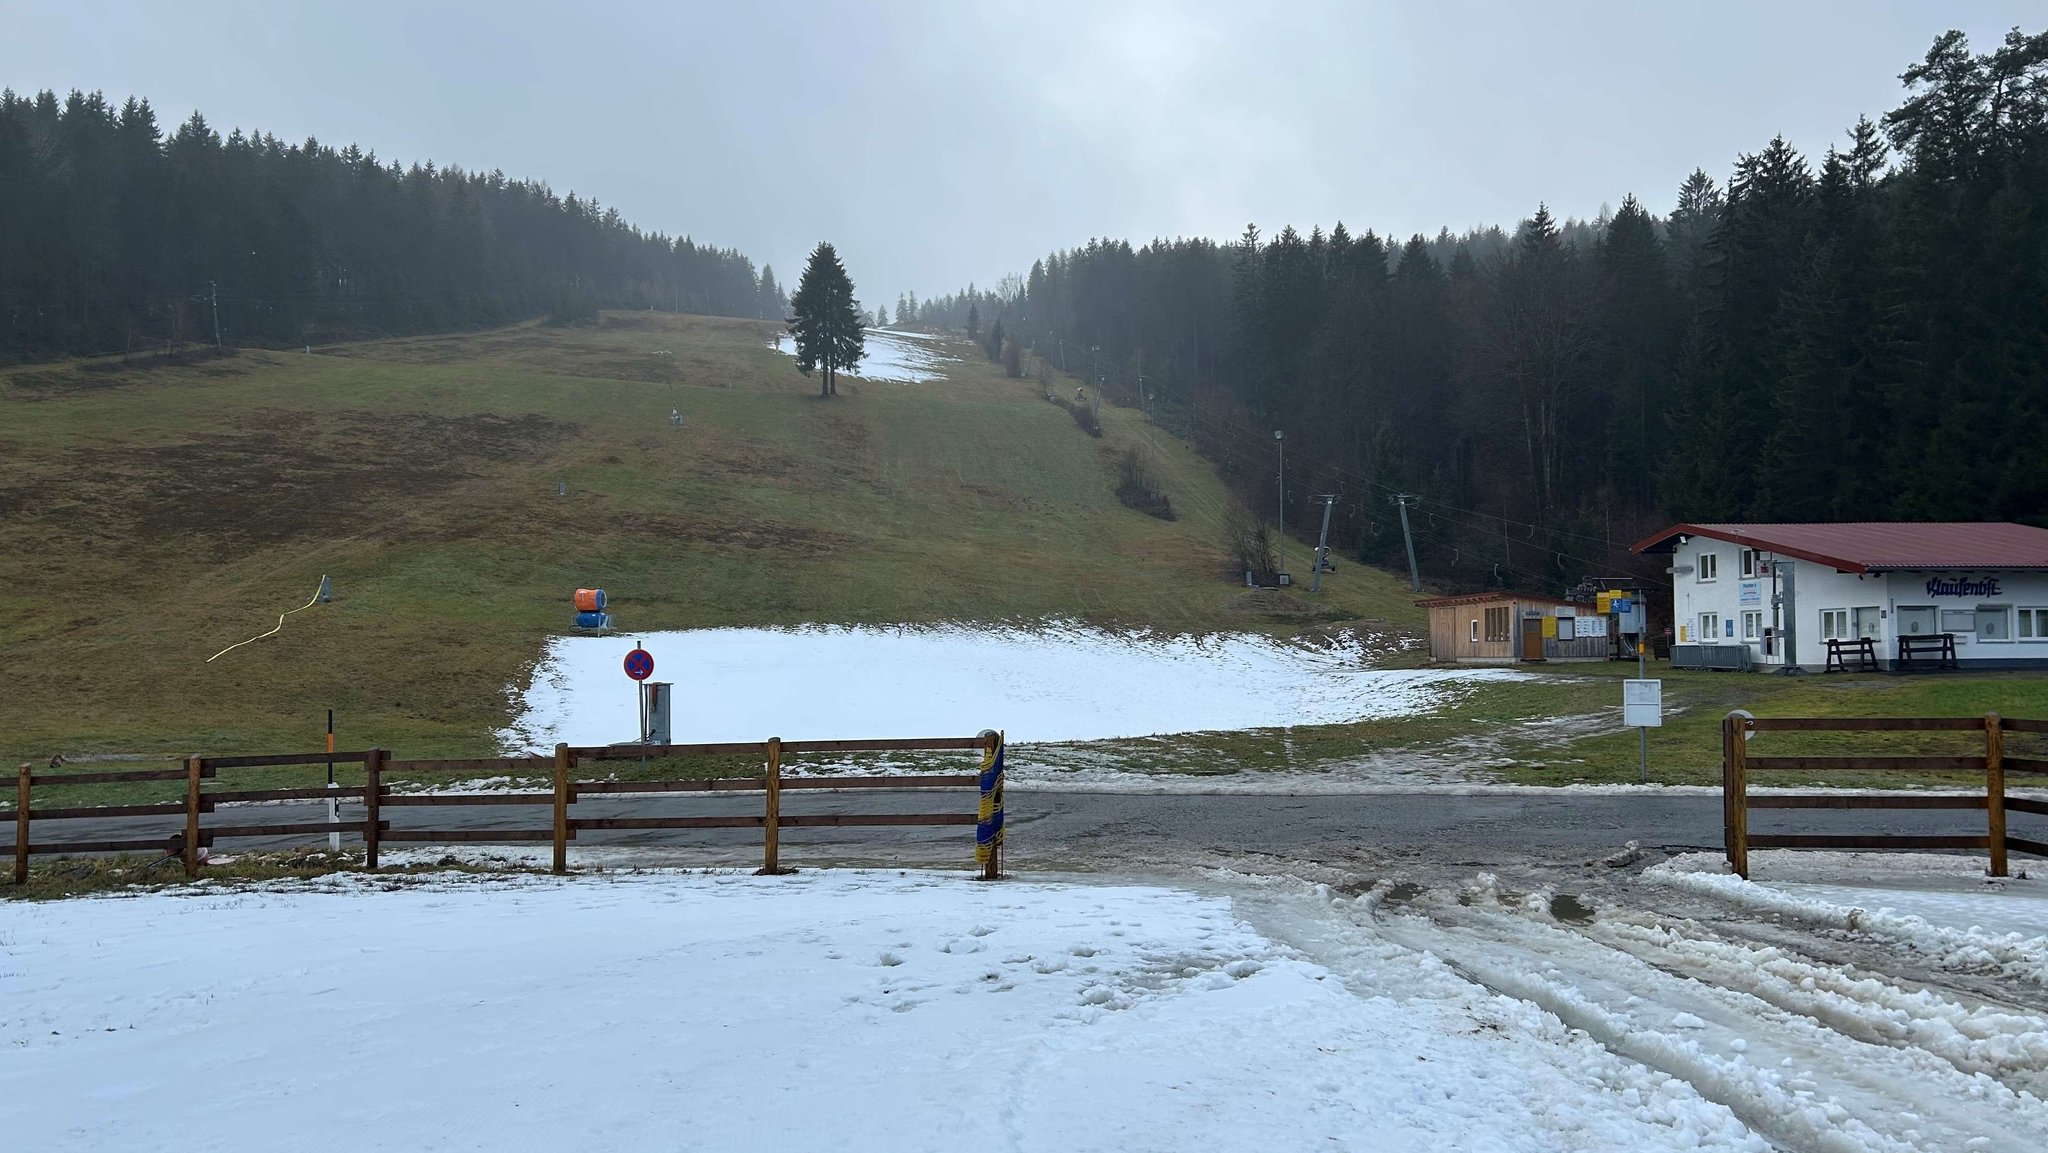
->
[1416, 592, 1606, 663]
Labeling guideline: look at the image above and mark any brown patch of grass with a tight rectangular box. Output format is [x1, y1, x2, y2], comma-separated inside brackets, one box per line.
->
[610, 510, 855, 556]
[3, 347, 249, 399]
[3, 410, 573, 555]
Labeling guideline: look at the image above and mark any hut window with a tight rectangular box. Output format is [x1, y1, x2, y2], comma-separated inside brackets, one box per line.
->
[1469, 619, 1479, 643]
[1483, 607, 1512, 642]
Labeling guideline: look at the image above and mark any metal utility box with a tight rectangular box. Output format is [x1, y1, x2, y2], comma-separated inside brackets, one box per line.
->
[639, 681, 672, 745]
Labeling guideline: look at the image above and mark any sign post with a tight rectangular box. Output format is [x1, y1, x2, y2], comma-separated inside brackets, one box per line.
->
[623, 645, 656, 759]
[326, 709, 340, 853]
[1623, 678, 1663, 784]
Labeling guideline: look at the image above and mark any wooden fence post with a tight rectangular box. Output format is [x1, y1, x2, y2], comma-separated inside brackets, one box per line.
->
[183, 755, 203, 877]
[14, 761, 29, 884]
[364, 748, 383, 870]
[1987, 713, 2007, 879]
[1720, 717, 1734, 869]
[762, 738, 782, 875]
[985, 730, 1005, 882]
[1728, 716, 1749, 880]
[553, 743, 571, 875]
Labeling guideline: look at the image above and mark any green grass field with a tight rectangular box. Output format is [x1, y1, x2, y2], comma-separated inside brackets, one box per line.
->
[0, 314, 1422, 766]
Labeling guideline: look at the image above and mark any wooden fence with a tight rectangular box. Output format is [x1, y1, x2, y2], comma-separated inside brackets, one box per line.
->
[9, 733, 1005, 884]
[1721, 713, 2048, 879]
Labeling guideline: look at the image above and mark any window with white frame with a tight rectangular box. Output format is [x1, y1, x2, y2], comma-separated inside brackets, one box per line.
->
[1853, 606, 1883, 640]
[1976, 605, 2012, 642]
[1742, 610, 1763, 641]
[1697, 552, 1719, 582]
[2020, 608, 2048, 641]
[1698, 612, 1719, 642]
[1740, 548, 1759, 578]
[1820, 609, 1850, 641]
[1897, 605, 1937, 636]
[1470, 619, 1480, 644]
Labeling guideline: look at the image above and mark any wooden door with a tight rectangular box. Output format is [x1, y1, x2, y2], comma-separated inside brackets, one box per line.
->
[1520, 615, 1545, 661]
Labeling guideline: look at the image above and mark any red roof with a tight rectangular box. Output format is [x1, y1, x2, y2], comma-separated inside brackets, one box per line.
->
[1629, 522, 2048, 573]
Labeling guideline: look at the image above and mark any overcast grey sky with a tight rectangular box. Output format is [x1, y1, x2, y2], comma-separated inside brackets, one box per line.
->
[2, 1, 2038, 306]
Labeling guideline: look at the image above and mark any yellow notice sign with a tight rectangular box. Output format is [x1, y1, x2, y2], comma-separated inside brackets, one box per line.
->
[1541, 617, 1558, 638]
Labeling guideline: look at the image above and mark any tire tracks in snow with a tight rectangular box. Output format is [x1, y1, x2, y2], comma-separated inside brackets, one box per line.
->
[1361, 886, 2048, 1153]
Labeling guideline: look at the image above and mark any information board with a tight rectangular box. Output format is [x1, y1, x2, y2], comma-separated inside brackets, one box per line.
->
[1623, 679, 1663, 728]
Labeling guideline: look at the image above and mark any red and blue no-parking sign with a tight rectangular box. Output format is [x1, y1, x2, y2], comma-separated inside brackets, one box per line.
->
[623, 646, 655, 682]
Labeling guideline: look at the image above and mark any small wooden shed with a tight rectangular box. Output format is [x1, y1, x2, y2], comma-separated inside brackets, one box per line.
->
[1416, 592, 1606, 663]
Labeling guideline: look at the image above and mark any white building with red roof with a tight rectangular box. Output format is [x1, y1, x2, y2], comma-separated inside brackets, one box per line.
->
[1630, 522, 2048, 672]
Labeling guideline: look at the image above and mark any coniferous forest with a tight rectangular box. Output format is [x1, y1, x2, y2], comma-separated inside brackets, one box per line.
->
[924, 28, 2048, 592]
[0, 90, 782, 362]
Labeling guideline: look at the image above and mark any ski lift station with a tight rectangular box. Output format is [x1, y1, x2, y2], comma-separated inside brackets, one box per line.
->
[1631, 522, 2048, 672]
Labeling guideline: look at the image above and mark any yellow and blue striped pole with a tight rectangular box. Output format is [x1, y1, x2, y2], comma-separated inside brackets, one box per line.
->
[976, 729, 1005, 880]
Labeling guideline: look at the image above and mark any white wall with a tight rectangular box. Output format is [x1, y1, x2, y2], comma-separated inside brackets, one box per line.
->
[1667, 537, 2048, 669]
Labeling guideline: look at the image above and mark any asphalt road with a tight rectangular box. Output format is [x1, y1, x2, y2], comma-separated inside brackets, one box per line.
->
[11, 789, 2009, 870]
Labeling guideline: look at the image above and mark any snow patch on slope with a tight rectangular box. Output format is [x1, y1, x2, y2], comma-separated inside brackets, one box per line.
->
[766, 327, 957, 383]
[499, 623, 1522, 751]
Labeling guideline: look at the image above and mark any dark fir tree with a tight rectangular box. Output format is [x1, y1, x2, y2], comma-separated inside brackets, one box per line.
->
[788, 241, 865, 398]
[966, 301, 979, 339]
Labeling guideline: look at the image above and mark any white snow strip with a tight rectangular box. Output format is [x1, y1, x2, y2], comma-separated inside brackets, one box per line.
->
[765, 327, 958, 383]
[498, 623, 1523, 752]
[2, 870, 1759, 1152]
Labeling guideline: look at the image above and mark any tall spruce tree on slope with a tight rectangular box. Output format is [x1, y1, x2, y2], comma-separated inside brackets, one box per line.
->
[788, 241, 865, 397]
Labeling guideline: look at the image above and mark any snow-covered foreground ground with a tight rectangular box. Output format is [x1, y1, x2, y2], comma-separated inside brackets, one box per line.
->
[765, 326, 956, 383]
[499, 623, 1516, 751]
[2, 871, 1763, 1152]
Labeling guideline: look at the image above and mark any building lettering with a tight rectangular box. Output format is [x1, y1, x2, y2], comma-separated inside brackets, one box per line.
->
[1925, 576, 2002, 598]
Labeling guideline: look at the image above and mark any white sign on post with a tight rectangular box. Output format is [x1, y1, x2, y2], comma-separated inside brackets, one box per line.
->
[1623, 679, 1663, 727]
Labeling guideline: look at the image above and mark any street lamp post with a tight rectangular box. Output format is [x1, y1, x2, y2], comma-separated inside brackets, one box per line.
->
[1274, 429, 1285, 581]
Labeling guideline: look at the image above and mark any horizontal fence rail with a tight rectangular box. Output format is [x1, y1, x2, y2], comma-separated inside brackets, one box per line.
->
[9, 733, 1007, 884]
[1721, 713, 2048, 879]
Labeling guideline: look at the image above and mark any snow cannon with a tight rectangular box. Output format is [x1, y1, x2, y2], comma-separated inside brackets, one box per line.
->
[573, 588, 611, 630]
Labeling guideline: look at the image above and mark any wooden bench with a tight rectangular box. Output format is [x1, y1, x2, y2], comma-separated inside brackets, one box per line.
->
[1896, 632, 1959, 672]
[1824, 636, 1879, 672]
